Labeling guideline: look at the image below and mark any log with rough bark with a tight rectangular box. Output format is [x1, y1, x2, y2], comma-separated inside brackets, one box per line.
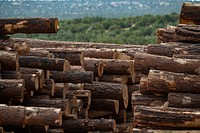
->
[83, 58, 104, 77]
[132, 92, 166, 112]
[28, 49, 53, 58]
[0, 104, 62, 127]
[73, 90, 91, 109]
[0, 18, 59, 35]
[147, 42, 200, 57]
[0, 39, 30, 54]
[20, 68, 44, 89]
[0, 79, 24, 102]
[62, 119, 116, 132]
[168, 92, 200, 108]
[48, 129, 64, 133]
[146, 69, 200, 94]
[44, 49, 84, 66]
[88, 110, 113, 119]
[133, 128, 200, 133]
[0, 71, 21, 79]
[25, 98, 71, 116]
[134, 52, 200, 78]
[139, 77, 148, 94]
[134, 105, 200, 129]
[84, 82, 128, 108]
[50, 70, 93, 83]
[12, 38, 143, 49]
[19, 56, 70, 71]
[180, 2, 200, 25]
[21, 73, 39, 92]
[36, 78, 55, 96]
[70, 65, 84, 71]
[173, 54, 200, 59]
[90, 99, 119, 115]
[53, 83, 68, 99]
[128, 84, 140, 99]
[0, 51, 19, 71]
[156, 26, 176, 43]
[96, 74, 128, 84]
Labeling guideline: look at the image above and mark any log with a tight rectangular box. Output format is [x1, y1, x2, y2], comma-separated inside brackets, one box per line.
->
[19, 56, 70, 71]
[156, 26, 176, 43]
[0, 79, 24, 102]
[180, 2, 200, 25]
[50, 70, 93, 83]
[42, 79, 55, 96]
[12, 38, 143, 49]
[90, 99, 119, 115]
[48, 129, 64, 133]
[88, 110, 113, 119]
[70, 65, 84, 71]
[76, 99, 84, 118]
[0, 39, 30, 54]
[0, 18, 59, 35]
[173, 54, 200, 59]
[62, 119, 116, 132]
[96, 74, 128, 84]
[83, 58, 104, 77]
[43, 49, 84, 66]
[146, 69, 200, 94]
[28, 49, 52, 58]
[25, 98, 71, 116]
[134, 105, 200, 129]
[134, 52, 200, 77]
[168, 92, 200, 108]
[0, 71, 21, 79]
[85, 58, 134, 75]
[139, 77, 148, 94]
[133, 128, 200, 133]
[20, 68, 44, 89]
[73, 90, 91, 108]
[84, 82, 128, 108]
[68, 83, 84, 90]
[132, 91, 166, 111]
[0, 104, 62, 126]
[147, 42, 200, 57]
[21, 73, 39, 92]
[53, 83, 68, 99]
[0, 51, 19, 71]
[128, 84, 140, 99]
[112, 109, 127, 123]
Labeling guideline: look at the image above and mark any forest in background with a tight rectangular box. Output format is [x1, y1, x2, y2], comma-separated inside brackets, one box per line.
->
[12, 13, 179, 45]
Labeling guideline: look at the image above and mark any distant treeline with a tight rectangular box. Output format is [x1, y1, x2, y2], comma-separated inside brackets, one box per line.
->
[12, 13, 179, 45]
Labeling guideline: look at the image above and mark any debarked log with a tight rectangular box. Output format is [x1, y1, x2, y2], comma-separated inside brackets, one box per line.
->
[0, 104, 62, 126]
[168, 92, 200, 108]
[146, 69, 200, 94]
[0, 79, 24, 102]
[19, 56, 70, 71]
[0, 18, 59, 35]
[0, 51, 19, 71]
[134, 52, 200, 76]
[134, 105, 200, 129]
[62, 119, 116, 132]
[50, 70, 93, 83]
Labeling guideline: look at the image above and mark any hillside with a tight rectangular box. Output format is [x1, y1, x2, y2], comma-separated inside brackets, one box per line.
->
[12, 13, 179, 45]
[1, 0, 200, 19]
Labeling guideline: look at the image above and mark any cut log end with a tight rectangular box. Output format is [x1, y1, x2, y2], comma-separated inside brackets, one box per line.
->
[123, 84, 129, 108]
[98, 62, 104, 77]
[55, 18, 59, 32]
[63, 60, 71, 71]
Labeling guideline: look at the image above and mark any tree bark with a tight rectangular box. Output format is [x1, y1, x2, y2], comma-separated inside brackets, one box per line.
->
[96, 74, 128, 84]
[88, 110, 113, 119]
[134, 105, 200, 129]
[53, 83, 68, 99]
[28, 49, 52, 58]
[0, 71, 21, 79]
[83, 58, 104, 77]
[133, 128, 200, 133]
[73, 90, 91, 108]
[128, 84, 140, 99]
[0, 18, 59, 35]
[84, 82, 128, 108]
[156, 26, 176, 43]
[112, 109, 127, 123]
[0, 104, 62, 127]
[68, 83, 84, 90]
[21, 73, 39, 92]
[0, 51, 19, 71]
[139, 77, 148, 94]
[180, 2, 200, 25]
[146, 69, 200, 94]
[147, 42, 200, 57]
[50, 70, 93, 83]
[168, 92, 200, 108]
[0, 79, 24, 102]
[173, 54, 200, 59]
[114, 123, 133, 133]
[62, 119, 116, 132]
[0, 39, 30, 54]
[19, 56, 70, 71]
[25, 98, 71, 116]
[90, 99, 119, 115]
[70, 65, 84, 71]
[48, 129, 64, 133]
[134, 52, 200, 77]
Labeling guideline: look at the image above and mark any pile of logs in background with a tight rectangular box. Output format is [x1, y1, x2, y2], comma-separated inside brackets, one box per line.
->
[1, 2, 200, 133]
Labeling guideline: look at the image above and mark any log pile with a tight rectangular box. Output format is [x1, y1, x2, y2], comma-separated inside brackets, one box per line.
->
[133, 2, 200, 132]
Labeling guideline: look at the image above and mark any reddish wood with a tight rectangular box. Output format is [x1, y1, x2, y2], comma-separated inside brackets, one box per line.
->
[0, 18, 59, 35]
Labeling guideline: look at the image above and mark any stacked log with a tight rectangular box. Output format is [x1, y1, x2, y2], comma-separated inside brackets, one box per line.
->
[133, 2, 200, 132]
